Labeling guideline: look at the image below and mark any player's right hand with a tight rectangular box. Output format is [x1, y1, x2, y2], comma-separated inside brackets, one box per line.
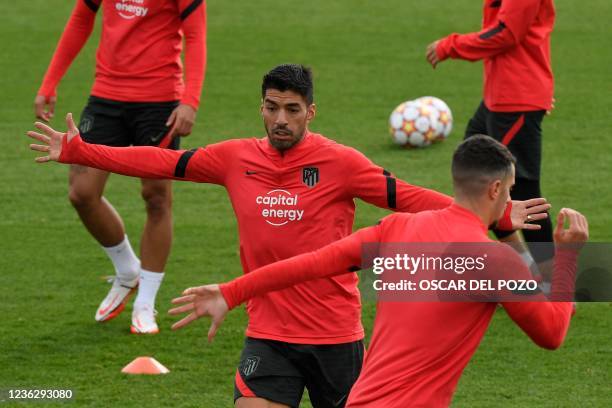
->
[166, 104, 197, 138]
[553, 208, 589, 248]
[34, 95, 57, 122]
[426, 40, 441, 68]
[169, 284, 229, 343]
[27, 112, 79, 163]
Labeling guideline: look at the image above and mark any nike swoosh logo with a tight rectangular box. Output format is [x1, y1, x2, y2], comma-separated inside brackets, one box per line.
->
[245, 170, 257, 175]
[97, 294, 120, 317]
[333, 394, 348, 407]
[150, 129, 169, 144]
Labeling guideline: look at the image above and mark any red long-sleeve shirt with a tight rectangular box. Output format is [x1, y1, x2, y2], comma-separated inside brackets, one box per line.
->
[436, 0, 555, 112]
[38, 0, 207, 109]
[59, 131, 453, 343]
[220, 204, 577, 407]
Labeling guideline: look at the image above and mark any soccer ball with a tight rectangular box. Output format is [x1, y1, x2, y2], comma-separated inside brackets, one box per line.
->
[389, 97, 453, 148]
[417, 96, 453, 140]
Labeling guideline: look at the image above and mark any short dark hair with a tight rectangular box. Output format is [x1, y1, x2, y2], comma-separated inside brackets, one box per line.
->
[262, 64, 314, 105]
[452, 134, 516, 196]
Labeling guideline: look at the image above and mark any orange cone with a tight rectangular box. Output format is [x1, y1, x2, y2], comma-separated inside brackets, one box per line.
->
[121, 357, 170, 375]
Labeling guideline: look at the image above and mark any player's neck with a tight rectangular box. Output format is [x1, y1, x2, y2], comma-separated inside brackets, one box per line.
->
[453, 197, 494, 227]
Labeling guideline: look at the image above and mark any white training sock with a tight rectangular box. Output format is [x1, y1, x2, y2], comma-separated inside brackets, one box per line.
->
[103, 235, 140, 282]
[134, 269, 165, 308]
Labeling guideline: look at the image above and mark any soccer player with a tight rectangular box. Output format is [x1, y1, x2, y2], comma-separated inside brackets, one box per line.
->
[168, 135, 588, 407]
[425, 0, 556, 269]
[28, 65, 547, 408]
[34, 0, 207, 333]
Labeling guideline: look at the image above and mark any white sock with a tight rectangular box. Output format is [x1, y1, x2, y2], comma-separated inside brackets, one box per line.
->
[103, 235, 140, 282]
[134, 269, 165, 308]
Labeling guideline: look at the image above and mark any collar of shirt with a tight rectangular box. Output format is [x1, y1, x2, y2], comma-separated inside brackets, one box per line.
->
[259, 131, 315, 163]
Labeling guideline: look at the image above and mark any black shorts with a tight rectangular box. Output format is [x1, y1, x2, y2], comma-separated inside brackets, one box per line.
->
[465, 101, 545, 180]
[234, 337, 365, 408]
[78, 95, 180, 149]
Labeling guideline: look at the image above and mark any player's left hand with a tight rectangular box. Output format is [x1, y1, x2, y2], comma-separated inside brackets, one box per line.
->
[546, 97, 556, 115]
[510, 198, 551, 230]
[166, 104, 197, 138]
[553, 208, 589, 248]
[426, 40, 441, 68]
[169, 284, 228, 342]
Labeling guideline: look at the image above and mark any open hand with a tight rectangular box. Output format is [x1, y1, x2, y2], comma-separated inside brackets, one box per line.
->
[27, 113, 79, 163]
[169, 284, 229, 342]
[510, 198, 551, 230]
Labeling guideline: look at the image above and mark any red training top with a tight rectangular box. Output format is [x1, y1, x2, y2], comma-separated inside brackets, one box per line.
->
[59, 132, 453, 344]
[220, 204, 576, 407]
[436, 0, 555, 112]
[38, 0, 207, 109]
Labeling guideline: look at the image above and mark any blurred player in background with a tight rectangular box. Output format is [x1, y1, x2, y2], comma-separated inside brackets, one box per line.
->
[34, 0, 207, 334]
[168, 135, 588, 408]
[426, 0, 556, 272]
[28, 65, 546, 408]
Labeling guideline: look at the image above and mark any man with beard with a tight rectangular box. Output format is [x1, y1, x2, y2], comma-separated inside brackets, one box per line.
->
[27, 64, 547, 408]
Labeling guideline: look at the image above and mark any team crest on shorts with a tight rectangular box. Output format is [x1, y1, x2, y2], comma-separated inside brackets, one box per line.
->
[302, 167, 319, 188]
[242, 356, 260, 377]
[79, 115, 94, 134]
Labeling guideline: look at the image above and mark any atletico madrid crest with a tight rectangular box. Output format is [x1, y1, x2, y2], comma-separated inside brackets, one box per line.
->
[302, 167, 319, 188]
[242, 356, 260, 377]
[79, 115, 94, 134]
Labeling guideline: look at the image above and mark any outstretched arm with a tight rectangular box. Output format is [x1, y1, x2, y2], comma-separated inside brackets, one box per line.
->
[169, 224, 381, 341]
[343, 146, 549, 229]
[27, 113, 227, 184]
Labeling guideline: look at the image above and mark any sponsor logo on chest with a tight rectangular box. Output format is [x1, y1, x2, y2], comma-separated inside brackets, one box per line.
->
[250, 167, 322, 227]
[255, 189, 304, 226]
[115, 0, 149, 19]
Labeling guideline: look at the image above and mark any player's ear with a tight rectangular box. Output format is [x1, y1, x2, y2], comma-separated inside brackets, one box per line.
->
[306, 103, 316, 122]
[260, 99, 264, 116]
[488, 179, 502, 200]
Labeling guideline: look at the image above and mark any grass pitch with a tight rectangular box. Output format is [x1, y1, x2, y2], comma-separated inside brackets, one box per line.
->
[0, 1, 610, 406]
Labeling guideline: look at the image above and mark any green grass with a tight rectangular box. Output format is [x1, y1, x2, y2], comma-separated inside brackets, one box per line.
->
[0, 0, 610, 406]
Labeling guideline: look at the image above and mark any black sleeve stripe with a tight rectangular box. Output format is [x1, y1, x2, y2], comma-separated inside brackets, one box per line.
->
[479, 21, 506, 40]
[174, 149, 197, 178]
[382, 169, 391, 177]
[82, 0, 100, 12]
[386, 176, 397, 209]
[180, 0, 203, 21]
[490, 0, 502, 7]
[348, 265, 361, 272]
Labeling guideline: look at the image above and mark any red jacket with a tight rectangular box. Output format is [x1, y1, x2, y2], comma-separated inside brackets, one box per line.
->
[437, 0, 555, 112]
